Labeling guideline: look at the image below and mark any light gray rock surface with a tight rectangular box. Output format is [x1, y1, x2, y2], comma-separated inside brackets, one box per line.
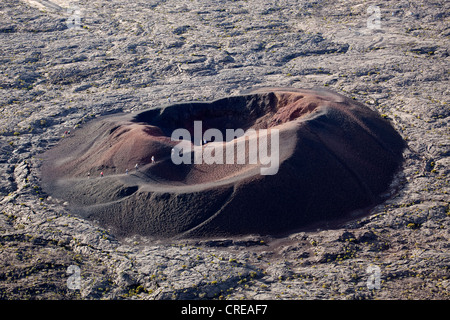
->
[0, 0, 448, 299]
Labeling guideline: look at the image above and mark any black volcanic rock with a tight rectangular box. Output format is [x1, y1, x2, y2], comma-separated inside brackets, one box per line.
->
[1, 0, 448, 301]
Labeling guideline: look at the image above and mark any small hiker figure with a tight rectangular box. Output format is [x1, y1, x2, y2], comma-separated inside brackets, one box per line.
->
[151, 156, 155, 163]
[172, 148, 182, 157]
[100, 171, 103, 177]
[87, 172, 90, 179]
[126, 168, 129, 175]
[135, 163, 139, 171]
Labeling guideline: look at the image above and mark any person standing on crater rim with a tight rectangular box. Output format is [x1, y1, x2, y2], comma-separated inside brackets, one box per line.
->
[135, 163, 139, 172]
[151, 156, 155, 163]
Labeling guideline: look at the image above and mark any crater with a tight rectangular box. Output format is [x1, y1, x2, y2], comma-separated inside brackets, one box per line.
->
[40, 87, 406, 239]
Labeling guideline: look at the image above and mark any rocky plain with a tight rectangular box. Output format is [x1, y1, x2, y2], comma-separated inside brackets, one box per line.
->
[0, 0, 448, 300]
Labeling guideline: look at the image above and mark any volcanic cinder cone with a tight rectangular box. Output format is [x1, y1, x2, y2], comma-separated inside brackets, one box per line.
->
[40, 87, 406, 239]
